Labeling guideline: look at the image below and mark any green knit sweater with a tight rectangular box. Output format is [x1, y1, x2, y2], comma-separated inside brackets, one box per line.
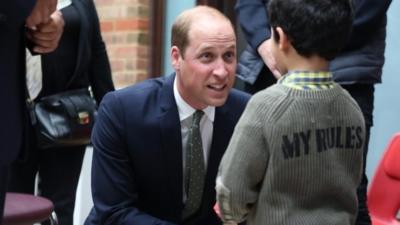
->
[216, 83, 365, 225]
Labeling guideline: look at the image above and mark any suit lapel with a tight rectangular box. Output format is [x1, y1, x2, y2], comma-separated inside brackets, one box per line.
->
[204, 104, 232, 202]
[158, 74, 184, 212]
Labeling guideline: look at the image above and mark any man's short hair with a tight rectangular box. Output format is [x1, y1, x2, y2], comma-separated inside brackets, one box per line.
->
[171, 6, 233, 58]
[268, 0, 354, 60]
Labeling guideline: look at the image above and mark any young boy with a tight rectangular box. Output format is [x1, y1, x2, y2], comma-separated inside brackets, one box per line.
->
[215, 0, 365, 225]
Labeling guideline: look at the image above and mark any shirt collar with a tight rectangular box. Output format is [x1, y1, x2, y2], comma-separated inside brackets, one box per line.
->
[278, 70, 334, 90]
[173, 76, 215, 122]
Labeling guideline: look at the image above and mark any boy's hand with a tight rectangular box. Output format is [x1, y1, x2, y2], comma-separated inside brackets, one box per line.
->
[27, 10, 64, 54]
[213, 202, 221, 218]
[257, 39, 282, 79]
[214, 203, 237, 225]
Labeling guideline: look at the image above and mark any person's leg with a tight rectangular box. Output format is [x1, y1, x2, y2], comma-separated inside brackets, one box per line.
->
[342, 84, 374, 225]
[39, 145, 86, 225]
[356, 125, 372, 225]
[0, 166, 9, 224]
[7, 146, 38, 194]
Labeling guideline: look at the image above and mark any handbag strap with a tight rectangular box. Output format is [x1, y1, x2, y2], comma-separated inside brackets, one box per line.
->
[64, 0, 88, 90]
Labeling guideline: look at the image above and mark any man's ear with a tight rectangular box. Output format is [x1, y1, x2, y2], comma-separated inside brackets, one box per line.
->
[171, 46, 181, 70]
[276, 27, 290, 51]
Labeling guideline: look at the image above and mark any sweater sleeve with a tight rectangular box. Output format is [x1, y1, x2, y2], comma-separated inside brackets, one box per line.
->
[216, 96, 269, 223]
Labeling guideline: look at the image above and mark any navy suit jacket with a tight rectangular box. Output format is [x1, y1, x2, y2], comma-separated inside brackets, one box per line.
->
[85, 74, 250, 225]
[0, 1, 36, 165]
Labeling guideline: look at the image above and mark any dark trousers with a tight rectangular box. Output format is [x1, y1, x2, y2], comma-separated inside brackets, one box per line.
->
[342, 84, 374, 225]
[8, 142, 86, 225]
[237, 69, 374, 225]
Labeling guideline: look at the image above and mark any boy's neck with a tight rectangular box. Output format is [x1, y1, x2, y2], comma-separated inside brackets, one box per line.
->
[285, 53, 329, 72]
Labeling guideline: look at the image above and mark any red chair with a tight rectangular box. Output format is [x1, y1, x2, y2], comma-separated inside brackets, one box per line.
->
[368, 133, 400, 225]
[2, 192, 58, 225]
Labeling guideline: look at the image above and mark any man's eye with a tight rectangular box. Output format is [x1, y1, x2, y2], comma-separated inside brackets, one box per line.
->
[201, 53, 212, 60]
[224, 52, 235, 61]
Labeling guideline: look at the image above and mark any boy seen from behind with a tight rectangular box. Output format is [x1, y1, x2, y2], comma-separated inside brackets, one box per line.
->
[216, 0, 365, 224]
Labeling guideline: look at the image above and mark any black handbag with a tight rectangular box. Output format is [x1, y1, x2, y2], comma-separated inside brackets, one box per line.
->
[28, 88, 97, 149]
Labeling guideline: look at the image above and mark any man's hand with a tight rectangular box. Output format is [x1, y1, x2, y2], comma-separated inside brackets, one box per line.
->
[26, 0, 57, 30]
[257, 39, 282, 79]
[27, 10, 64, 54]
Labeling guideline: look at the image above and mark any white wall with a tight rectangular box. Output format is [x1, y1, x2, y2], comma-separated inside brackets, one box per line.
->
[73, 147, 93, 225]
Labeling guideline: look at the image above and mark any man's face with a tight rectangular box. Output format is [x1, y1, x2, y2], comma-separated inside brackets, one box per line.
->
[171, 18, 236, 110]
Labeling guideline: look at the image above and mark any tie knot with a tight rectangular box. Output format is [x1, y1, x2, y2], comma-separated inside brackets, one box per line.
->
[192, 110, 204, 126]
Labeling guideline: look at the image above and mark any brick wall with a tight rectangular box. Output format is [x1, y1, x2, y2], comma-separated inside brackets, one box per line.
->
[95, 0, 150, 88]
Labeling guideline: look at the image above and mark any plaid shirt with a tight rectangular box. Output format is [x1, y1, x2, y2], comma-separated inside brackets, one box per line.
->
[278, 71, 334, 90]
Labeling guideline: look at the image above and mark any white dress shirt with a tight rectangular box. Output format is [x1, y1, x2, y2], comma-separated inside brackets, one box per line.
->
[25, 0, 73, 100]
[173, 77, 215, 201]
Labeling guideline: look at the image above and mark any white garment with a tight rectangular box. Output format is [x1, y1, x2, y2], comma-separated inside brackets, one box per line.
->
[57, 0, 72, 10]
[26, 0, 72, 100]
[26, 49, 42, 100]
[173, 76, 215, 202]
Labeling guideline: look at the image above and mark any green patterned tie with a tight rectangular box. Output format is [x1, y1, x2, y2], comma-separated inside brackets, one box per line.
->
[182, 110, 205, 219]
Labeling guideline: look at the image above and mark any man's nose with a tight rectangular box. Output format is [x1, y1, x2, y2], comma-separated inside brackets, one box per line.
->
[213, 60, 229, 78]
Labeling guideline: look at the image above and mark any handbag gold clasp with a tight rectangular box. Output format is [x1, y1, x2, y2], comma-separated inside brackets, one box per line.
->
[78, 112, 90, 125]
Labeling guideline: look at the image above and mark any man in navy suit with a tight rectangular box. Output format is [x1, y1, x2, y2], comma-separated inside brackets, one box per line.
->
[0, 0, 60, 221]
[85, 6, 250, 225]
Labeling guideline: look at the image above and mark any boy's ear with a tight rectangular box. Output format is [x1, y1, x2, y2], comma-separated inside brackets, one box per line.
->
[276, 27, 290, 51]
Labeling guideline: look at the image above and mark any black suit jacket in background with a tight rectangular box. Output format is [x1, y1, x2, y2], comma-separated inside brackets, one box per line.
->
[0, 0, 36, 220]
[0, 1, 36, 165]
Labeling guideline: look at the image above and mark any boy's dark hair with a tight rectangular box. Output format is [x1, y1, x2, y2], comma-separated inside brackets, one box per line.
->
[268, 0, 354, 60]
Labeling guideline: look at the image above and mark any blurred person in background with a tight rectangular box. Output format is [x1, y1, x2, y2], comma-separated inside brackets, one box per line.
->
[7, 0, 115, 224]
[0, 0, 60, 222]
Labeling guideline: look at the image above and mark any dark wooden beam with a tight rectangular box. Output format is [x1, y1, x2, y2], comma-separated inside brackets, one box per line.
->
[197, 0, 218, 7]
[196, 0, 237, 30]
[149, 0, 164, 78]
